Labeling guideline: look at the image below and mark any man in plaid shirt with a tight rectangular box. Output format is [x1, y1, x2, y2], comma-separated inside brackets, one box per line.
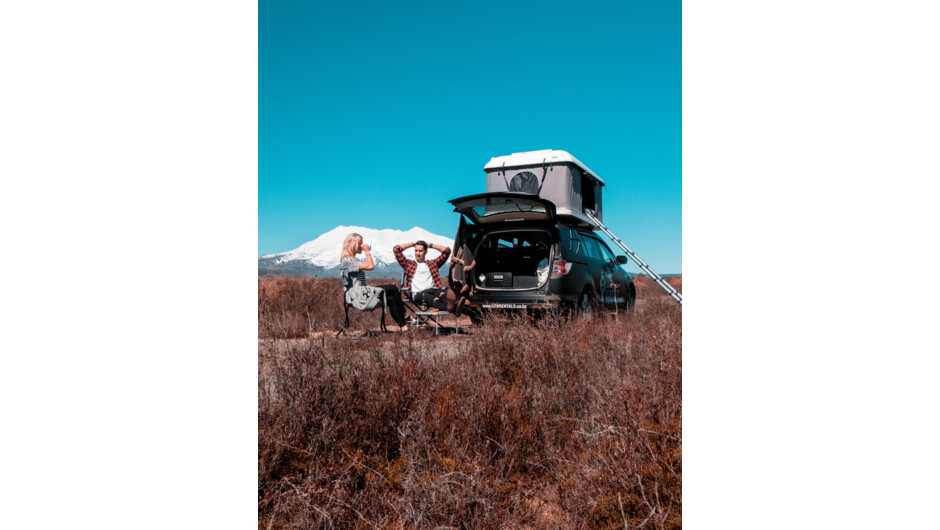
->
[394, 240, 451, 310]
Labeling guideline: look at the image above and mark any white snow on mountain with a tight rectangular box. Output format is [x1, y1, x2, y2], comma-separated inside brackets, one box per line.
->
[261, 225, 452, 268]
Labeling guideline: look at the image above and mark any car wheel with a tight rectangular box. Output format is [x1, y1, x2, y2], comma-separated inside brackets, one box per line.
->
[578, 289, 594, 318]
[626, 284, 636, 310]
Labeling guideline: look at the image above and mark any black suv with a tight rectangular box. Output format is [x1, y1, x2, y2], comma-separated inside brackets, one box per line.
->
[448, 192, 635, 319]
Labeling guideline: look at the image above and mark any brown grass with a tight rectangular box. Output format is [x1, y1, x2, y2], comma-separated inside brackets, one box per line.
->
[633, 275, 682, 295]
[259, 275, 682, 528]
[258, 276, 403, 339]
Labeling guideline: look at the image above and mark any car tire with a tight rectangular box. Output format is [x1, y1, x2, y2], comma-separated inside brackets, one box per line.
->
[578, 288, 595, 319]
[626, 284, 636, 310]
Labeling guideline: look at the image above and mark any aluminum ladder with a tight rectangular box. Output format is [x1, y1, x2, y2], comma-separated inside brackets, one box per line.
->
[584, 211, 682, 305]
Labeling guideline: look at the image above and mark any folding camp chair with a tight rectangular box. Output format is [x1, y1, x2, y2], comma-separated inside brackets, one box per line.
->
[336, 292, 391, 338]
[336, 278, 389, 339]
[399, 272, 460, 335]
[399, 271, 428, 320]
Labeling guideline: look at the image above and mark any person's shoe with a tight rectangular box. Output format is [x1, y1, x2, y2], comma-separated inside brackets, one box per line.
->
[455, 296, 466, 317]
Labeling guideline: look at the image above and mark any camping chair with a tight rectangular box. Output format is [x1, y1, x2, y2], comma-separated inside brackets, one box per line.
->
[336, 273, 389, 339]
[399, 272, 460, 335]
[336, 294, 388, 338]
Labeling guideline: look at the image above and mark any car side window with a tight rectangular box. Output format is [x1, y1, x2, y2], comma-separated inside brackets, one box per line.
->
[590, 239, 607, 261]
[571, 234, 583, 256]
[580, 236, 602, 260]
[597, 240, 617, 262]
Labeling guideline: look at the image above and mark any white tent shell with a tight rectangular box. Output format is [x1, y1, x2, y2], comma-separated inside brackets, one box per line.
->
[483, 149, 605, 228]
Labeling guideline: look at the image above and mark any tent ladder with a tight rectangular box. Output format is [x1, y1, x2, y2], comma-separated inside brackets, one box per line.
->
[584, 210, 682, 305]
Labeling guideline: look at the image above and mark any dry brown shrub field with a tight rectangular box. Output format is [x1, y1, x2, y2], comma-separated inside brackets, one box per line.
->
[259, 276, 411, 339]
[259, 275, 682, 528]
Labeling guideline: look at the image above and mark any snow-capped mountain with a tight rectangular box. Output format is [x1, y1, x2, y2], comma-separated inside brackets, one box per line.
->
[259, 225, 453, 278]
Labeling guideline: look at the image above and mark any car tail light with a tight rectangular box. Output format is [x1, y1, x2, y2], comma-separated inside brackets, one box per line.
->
[551, 259, 572, 277]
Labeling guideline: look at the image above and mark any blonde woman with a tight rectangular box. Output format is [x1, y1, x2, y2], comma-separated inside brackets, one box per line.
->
[340, 232, 409, 331]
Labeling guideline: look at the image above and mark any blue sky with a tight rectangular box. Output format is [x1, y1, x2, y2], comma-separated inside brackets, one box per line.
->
[260, 0, 681, 273]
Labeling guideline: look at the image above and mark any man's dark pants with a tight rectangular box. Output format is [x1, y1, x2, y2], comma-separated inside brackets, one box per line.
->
[412, 288, 447, 310]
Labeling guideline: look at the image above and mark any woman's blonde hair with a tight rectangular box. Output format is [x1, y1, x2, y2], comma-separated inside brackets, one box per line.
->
[340, 232, 362, 261]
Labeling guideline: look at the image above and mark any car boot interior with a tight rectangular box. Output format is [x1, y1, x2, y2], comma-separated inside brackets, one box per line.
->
[473, 230, 552, 289]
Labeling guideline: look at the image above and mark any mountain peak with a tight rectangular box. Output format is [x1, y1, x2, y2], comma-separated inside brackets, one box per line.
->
[260, 225, 452, 271]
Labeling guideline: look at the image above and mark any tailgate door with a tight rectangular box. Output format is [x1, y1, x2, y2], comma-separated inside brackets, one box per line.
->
[448, 192, 557, 225]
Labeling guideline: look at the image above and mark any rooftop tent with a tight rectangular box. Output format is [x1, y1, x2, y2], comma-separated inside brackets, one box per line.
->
[483, 149, 604, 228]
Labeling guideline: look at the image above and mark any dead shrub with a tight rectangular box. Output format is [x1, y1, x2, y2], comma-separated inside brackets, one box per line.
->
[259, 276, 682, 528]
[259, 275, 401, 339]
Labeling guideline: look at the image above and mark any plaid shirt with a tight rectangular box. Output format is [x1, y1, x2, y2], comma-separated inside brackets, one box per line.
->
[394, 244, 451, 292]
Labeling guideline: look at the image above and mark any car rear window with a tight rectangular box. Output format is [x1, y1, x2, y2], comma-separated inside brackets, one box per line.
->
[470, 202, 548, 220]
